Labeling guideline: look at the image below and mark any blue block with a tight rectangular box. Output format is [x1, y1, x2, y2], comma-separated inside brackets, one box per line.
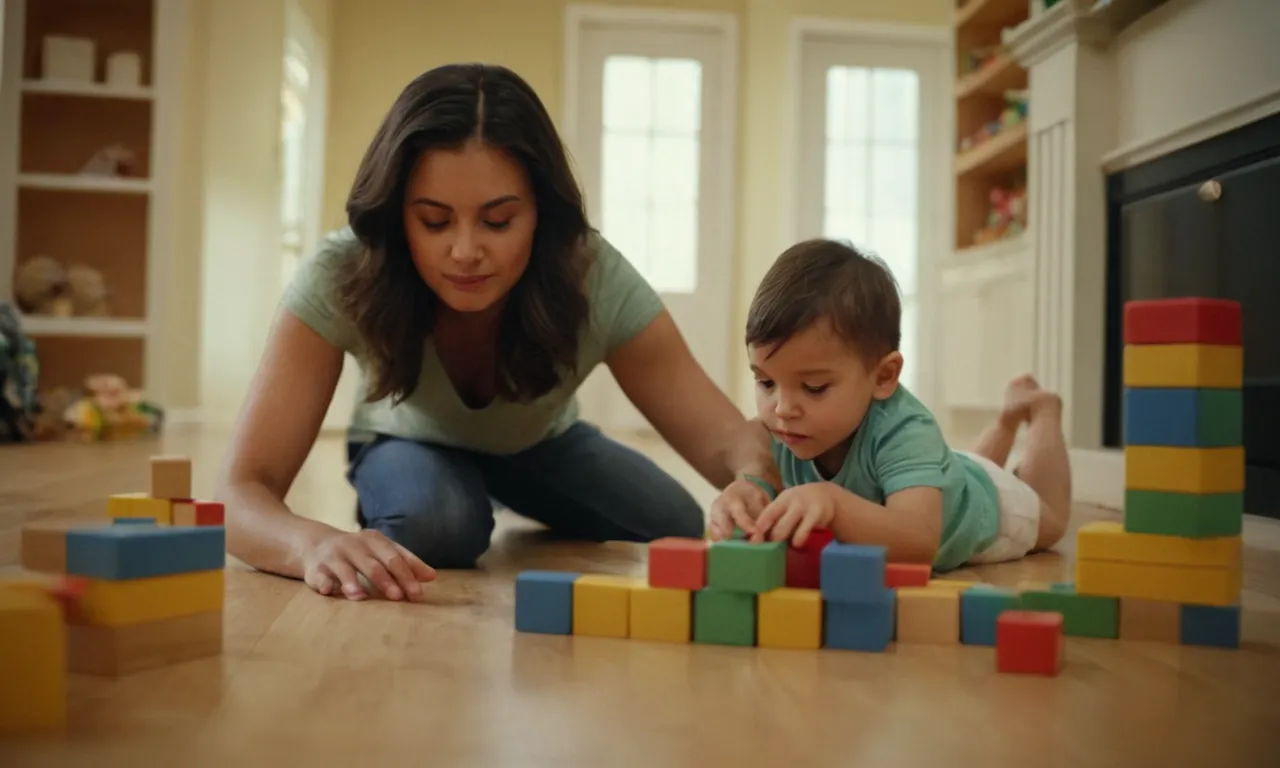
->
[960, 585, 1018, 646]
[1180, 604, 1241, 648]
[65, 525, 225, 580]
[820, 542, 887, 603]
[1123, 387, 1241, 447]
[514, 571, 579, 635]
[113, 517, 157, 525]
[824, 590, 895, 651]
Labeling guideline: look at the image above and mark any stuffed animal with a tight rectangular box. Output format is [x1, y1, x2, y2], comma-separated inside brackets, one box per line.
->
[66, 263, 109, 316]
[14, 256, 109, 318]
[62, 373, 162, 441]
[79, 143, 138, 177]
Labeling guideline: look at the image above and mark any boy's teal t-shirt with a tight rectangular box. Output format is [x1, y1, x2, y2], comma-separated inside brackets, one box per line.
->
[280, 227, 665, 455]
[771, 385, 1002, 571]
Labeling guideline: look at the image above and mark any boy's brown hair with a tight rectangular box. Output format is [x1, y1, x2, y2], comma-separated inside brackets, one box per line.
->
[746, 238, 902, 363]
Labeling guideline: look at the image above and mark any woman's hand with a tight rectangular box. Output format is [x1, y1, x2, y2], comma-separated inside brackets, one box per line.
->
[302, 529, 437, 601]
[708, 477, 772, 540]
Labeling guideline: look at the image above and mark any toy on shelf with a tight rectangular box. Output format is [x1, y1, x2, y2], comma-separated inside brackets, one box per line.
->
[60, 373, 163, 442]
[973, 183, 1027, 245]
[15, 255, 111, 318]
[959, 89, 1029, 153]
[960, 44, 1004, 77]
[80, 143, 140, 179]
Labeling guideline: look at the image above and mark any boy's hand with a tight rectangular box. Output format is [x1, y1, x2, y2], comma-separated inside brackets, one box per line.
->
[708, 477, 771, 540]
[751, 482, 843, 548]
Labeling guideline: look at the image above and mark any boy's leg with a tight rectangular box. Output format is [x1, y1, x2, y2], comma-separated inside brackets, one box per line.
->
[970, 374, 1039, 467]
[1012, 393, 1072, 550]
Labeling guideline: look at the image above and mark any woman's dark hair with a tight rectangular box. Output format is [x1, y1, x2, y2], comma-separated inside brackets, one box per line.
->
[338, 63, 591, 404]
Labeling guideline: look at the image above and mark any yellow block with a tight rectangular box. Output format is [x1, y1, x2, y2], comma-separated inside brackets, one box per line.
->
[1076, 521, 1241, 567]
[758, 588, 822, 650]
[0, 587, 66, 732]
[1075, 559, 1239, 606]
[629, 584, 691, 643]
[1123, 343, 1242, 388]
[1125, 446, 1244, 494]
[77, 569, 224, 627]
[572, 575, 638, 638]
[926, 579, 978, 592]
[107, 492, 173, 525]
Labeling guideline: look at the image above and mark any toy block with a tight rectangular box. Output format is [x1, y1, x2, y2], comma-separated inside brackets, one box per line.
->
[1123, 298, 1241, 346]
[514, 571, 579, 634]
[68, 610, 223, 676]
[1180, 604, 1241, 649]
[895, 586, 960, 643]
[820, 543, 887, 603]
[66, 525, 226, 581]
[108, 492, 172, 525]
[114, 517, 158, 525]
[824, 590, 895, 651]
[76, 569, 225, 627]
[758, 588, 822, 650]
[150, 455, 193, 500]
[960, 585, 1018, 646]
[1119, 598, 1180, 642]
[1123, 343, 1242, 389]
[173, 501, 226, 527]
[885, 562, 931, 588]
[785, 527, 834, 589]
[0, 587, 66, 731]
[996, 610, 1063, 676]
[1017, 584, 1118, 638]
[926, 579, 978, 592]
[648, 537, 707, 590]
[707, 540, 785, 593]
[20, 517, 109, 573]
[571, 575, 638, 638]
[693, 586, 755, 646]
[1076, 521, 1241, 568]
[629, 584, 691, 643]
[1075, 559, 1240, 606]
[1124, 490, 1243, 538]
[1123, 387, 1241, 447]
[1124, 446, 1244, 495]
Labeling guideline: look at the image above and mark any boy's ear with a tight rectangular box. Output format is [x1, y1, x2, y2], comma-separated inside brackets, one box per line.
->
[871, 351, 903, 399]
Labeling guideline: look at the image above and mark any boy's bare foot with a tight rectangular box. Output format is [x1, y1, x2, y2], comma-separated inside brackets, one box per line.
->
[1027, 389, 1063, 422]
[999, 374, 1041, 429]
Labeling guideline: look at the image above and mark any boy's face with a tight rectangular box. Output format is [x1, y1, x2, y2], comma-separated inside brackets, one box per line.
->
[749, 320, 902, 472]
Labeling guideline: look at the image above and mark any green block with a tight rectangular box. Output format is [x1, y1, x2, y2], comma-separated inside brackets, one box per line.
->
[693, 587, 756, 646]
[1193, 389, 1243, 446]
[707, 540, 785, 593]
[1018, 585, 1118, 638]
[1124, 490, 1243, 538]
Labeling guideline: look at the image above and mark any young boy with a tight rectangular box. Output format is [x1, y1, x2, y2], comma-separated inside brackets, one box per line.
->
[709, 239, 1072, 572]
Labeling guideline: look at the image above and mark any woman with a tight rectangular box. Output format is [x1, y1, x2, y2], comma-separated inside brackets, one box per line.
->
[217, 63, 777, 602]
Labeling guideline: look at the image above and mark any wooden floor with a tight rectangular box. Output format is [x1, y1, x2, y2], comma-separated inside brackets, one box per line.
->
[3, 426, 1280, 765]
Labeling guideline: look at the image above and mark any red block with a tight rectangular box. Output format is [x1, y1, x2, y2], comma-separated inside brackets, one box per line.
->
[648, 537, 708, 589]
[192, 501, 225, 526]
[996, 610, 1063, 676]
[785, 528, 834, 588]
[1123, 298, 1241, 345]
[885, 563, 931, 588]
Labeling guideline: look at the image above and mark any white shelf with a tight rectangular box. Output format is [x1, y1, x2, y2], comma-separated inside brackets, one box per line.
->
[17, 173, 152, 194]
[21, 78, 153, 101]
[19, 315, 150, 338]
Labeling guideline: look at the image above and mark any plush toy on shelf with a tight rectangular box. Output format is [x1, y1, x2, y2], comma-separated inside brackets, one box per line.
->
[973, 184, 1028, 245]
[14, 256, 111, 319]
[62, 373, 163, 442]
[958, 89, 1030, 153]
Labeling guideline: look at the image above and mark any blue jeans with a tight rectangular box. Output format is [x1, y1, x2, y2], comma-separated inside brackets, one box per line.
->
[346, 422, 705, 568]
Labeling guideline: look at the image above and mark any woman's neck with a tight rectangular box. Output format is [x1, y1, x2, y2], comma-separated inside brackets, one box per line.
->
[434, 300, 504, 344]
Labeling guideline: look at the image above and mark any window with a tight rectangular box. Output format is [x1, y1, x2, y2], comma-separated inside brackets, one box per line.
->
[599, 55, 702, 294]
[279, 38, 310, 287]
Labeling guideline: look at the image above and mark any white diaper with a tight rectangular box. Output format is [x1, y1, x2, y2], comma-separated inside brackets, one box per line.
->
[960, 451, 1043, 565]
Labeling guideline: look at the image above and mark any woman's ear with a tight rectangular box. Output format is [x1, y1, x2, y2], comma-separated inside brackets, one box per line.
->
[872, 351, 903, 400]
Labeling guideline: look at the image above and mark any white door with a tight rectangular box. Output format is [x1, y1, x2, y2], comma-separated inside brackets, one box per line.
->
[794, 33, 948, 408]
[567, 10, 737, 434]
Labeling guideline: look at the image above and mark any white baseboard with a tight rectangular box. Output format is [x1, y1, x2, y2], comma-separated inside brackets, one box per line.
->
[163, 407, 205, 426]
[1070, 447, 1124, 510]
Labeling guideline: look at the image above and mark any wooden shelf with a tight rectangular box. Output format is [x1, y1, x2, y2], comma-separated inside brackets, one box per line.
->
[20, 315, 149, 338]
[17, 173, 151, 194]
[957, 0, 1032, 29]
[956, 53, 1027, 100]
[955, 123, 1028, 177]
[21, 78, 153, 101]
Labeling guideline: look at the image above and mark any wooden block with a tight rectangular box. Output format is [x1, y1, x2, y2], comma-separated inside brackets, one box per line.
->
[1119, 597, 1181, 642]
[648, 537, 707, 590]
[514, 571, 578, 635]
[895, 587, 960, 643]
[1076, 521, 1241, 568]
[150, 455, 193, 500]
[885, 562, 931, 588]
[1123, 298, 1241, 346]
[693, 586, 755, 646]
[758, 587, 822, 650]
[996, 610, 1063, 676]
[1180, 604, 1241, 649]
[1123, 343, 1242, 389]
[20, 517, 109, 574]
[960, 585, 1018, 646]
[707, 540, 785, 594]
[824, 590, 894, 651]
[784, 528, 833, 589]
[68, 610, 223, 676]
[1018, 584, 1118, 638]
[108, 492, 172, 525]
[76, 569, 225, 627]
[1123, 387, 1241, 447]
[173, 501, 225, 527]
[926, 578, 978, 592]
[0, 587, 66, 731]
[629, 584, 691, 643]
[1124, 446, 1244, 494]
[571, 575, 637, 638]
[1124, 489, 1243, 538]
[67, 525, 226, 581]
[1075, 558, 1240, 606]
[820, 542, 887, 604]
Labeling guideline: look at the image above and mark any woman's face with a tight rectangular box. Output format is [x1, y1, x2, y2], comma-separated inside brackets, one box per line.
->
[402, 139, 538, 315]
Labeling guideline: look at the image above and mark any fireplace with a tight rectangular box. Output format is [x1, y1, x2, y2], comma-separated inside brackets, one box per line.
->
[1104, 111, 1280, 520]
